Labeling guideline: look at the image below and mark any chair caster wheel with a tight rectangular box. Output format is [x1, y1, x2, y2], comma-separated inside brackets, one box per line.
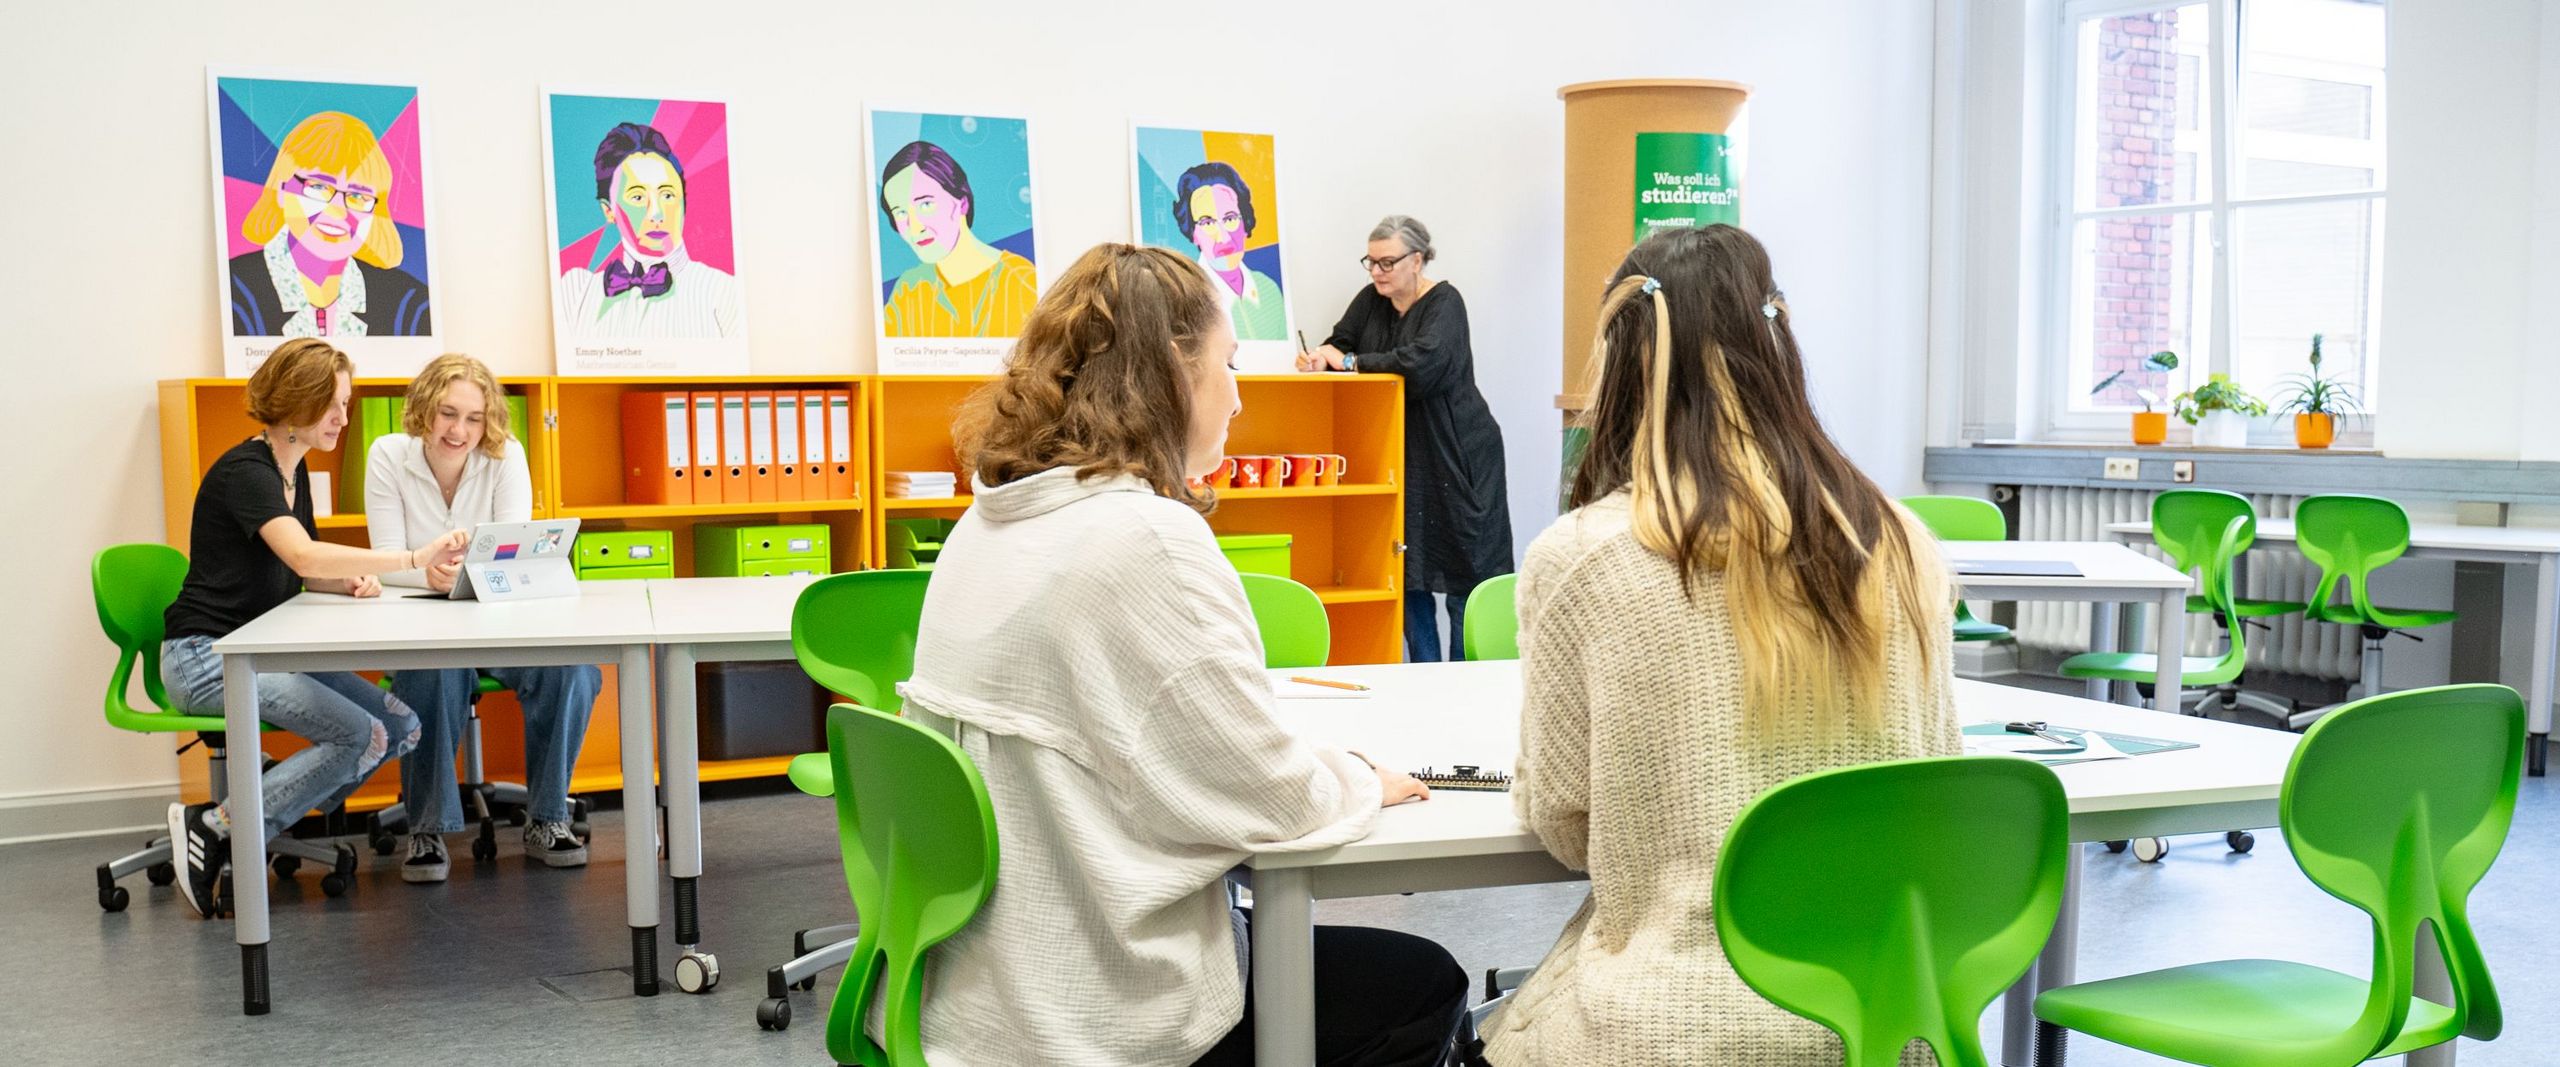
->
[370, 833, 398, 856]
[2103, 840, 2129, 854]
[271, 855, 302, 877]
[146, 862, 177, 886]
[2133, 837, 2169, 863]
[757, 996, 791, 1031]
[472, 837, 498, 862]
[319, 844, 358, 895]
[795, 975, 817, 992]
[100, 884, 130, 912]
[507, 810, 528, 828]
[320, 873, 351, 897]
[676, 951, 720, 994]
[2226, 830, 2255, 853]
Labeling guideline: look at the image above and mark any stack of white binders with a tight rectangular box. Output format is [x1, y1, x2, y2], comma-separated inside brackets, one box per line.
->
[886, 471, 958, 499]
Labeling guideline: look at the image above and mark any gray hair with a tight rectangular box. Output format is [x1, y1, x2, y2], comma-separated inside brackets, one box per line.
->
[1367, 215, 1436, 263]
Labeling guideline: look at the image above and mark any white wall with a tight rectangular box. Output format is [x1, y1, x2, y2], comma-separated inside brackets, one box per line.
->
[2373, 0, 2545, 459]
[0, 1, 1936, 805]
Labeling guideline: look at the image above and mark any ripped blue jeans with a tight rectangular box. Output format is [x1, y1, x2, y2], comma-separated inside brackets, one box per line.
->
[161, 635, 421, 844]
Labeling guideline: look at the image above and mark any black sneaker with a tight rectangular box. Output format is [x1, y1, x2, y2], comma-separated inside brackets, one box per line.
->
[167, 801, 228, 918]
[524, 819, 588, 868]
[402, 833, 449, 884]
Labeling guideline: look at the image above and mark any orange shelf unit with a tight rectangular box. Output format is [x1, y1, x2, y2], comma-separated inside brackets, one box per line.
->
[869, 373, 1407, 664]
[156, 377, 553, 555]
[545, 375, 872, 577]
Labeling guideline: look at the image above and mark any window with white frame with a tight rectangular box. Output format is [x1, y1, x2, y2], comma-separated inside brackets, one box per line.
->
[2050, 0, 2386, 430]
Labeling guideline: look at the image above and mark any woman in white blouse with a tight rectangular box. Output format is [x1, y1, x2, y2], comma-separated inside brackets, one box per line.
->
[366, 355, 601, 883]
[899, 243, 1466, 1067]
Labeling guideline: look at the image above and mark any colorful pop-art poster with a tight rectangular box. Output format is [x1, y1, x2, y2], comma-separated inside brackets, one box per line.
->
[1132, 124, 1295, 371]
[208, 71, 440, 377]
[864, 108, 1040, 374]
[542, 90, 750, 375]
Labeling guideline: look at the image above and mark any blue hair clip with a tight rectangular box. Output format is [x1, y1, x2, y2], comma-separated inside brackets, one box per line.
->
[1762, 296, 1781, 320]
[1639, 277, 1661, 296]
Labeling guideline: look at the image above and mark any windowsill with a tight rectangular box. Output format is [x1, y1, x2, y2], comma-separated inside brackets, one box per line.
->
[1970, 438, 2383, 456]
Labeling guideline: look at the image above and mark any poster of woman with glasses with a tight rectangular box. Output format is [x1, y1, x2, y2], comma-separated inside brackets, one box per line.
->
[209, 71, 439, 376]
[1131, 124, 1294, 371]
[541, 90, 749, 375]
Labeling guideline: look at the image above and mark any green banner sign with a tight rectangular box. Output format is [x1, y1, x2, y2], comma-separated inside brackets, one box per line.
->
[1632, 132, 1739, 242]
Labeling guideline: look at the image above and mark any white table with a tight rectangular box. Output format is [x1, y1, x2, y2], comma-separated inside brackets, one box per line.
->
[638, 574, 828, 992]
[1944, 540, 2197, 710]
[1249, 660, 2305, 1067]
[2109, 518, 2560, 776]
[208, 582, 662, 1014]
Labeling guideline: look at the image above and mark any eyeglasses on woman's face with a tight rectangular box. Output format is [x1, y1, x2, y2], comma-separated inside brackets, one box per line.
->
[284, 173, 379, 214]
[1359, 250, 1417, 275]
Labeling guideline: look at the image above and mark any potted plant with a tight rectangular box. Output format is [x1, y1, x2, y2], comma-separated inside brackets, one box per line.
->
[2270, 333, 2361, 449]
[2172, 373, 2268, 449]
[2092, 350, 2180, 445]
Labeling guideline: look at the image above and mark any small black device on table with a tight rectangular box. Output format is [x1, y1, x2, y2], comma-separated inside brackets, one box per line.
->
[1412, 765, 1512, 792]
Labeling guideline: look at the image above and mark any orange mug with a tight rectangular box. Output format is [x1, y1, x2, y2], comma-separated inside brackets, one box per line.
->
[1231, 455, 1271, 489]
[1282, 454, 1325, 488]
[1316, 454, 1348, 486]
[1205, 456, 1238, 489]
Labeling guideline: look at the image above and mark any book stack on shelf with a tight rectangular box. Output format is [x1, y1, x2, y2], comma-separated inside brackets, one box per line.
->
[886, 470, 957, 499]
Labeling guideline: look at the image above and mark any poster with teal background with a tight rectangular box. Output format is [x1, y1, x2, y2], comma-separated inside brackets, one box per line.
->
[541, 90, 748, 374]
[208, 70, 439, 376]
[1631, 132, 1739, 241]
[1133, 125, 1294, 366]
[865, 108, 1039, 372]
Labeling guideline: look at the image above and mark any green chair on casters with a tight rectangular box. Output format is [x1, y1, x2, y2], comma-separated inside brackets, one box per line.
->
[2291, 494, 2458, 731]
[2147, 489, 2306, 726]
[821, 702, 1000, 1067]
[1461, 573, 1518, 661]
[757, 568, 935, 1033]
[1240, 572, 1329, 668]
[1716, 756, 2069, 1067]
[2033, 683, 2521, 1067]
[1901, 495, 2013, 642]
[2060, 514, 2258, 861]
[89, 544, 353, 913]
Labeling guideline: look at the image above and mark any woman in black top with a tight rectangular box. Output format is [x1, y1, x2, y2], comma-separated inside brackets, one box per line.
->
[159, 338, 470, 917]
[1301, 216, 1514, 661]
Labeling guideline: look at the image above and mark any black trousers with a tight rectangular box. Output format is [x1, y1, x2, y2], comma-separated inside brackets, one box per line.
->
[1189, 916, 1469, 1067]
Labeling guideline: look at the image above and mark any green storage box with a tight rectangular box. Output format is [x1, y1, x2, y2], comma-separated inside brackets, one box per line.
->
[1216, 533, 1292, 578]
[885, 518, 956, 570]
[695, 523, 832, 577]
[577, 529, 675, 580]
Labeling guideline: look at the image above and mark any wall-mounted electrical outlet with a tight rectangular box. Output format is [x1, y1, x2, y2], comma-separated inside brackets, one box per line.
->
[2103, 457, 2140, 481]
[2172, 460, 2196, 484]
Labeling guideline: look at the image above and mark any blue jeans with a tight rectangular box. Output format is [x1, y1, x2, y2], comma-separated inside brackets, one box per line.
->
[161, 635, 421, 843]
[1403, 590, 1470, 663]
[391, 666, 600, 832]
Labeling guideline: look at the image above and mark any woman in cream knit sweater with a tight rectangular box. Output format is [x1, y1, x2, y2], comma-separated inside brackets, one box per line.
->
[1481, 225, 1961, 1067]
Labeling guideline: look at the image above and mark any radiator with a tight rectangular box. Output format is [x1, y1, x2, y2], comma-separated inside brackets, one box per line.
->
[2010, 486, 2358, 681]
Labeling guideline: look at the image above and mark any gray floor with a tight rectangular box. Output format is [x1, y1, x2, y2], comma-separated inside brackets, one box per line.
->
[2, 769, 2552, 1065]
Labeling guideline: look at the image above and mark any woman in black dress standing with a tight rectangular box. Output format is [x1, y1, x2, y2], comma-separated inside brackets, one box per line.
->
[1302, 216, 1513, 661]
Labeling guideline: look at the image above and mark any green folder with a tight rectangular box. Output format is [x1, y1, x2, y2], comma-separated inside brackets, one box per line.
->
[506, 393, 529, 447]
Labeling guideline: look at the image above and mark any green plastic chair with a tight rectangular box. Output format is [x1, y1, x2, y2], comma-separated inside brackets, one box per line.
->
[1461, 573, 1519, 661]
[1901, 495, 2012, 642]
[1716, 756, 2069, 1067]
[758, 570, 935, 1033]
[822, 702, 1000, 1067]
[2034, 683, 2522, 1066]
[2294, 495, 2457, 722]
[2060, 514, 2252, 693]
[2153, 489, 2304, 619]
[1240, 572, 1329, 668]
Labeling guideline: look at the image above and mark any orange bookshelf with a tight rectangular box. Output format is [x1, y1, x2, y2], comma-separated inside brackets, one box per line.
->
[869, 372, 1408, 664]
[157, 374, 876, 808]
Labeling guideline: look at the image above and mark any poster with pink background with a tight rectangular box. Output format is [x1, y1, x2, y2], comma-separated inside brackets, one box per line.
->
[543, 90, 750, 375]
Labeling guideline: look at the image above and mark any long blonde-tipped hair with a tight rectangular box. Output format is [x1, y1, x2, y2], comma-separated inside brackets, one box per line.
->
[1569, 225, 1942, 739]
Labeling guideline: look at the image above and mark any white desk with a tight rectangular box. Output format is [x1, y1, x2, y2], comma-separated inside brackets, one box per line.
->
[208, 582, 662, 1014]
[640, 574, 828, 991]
[1249, 660, 2301, 1067]
[2107, 518, 2560, 777]
[1944, 541, 2196, 710]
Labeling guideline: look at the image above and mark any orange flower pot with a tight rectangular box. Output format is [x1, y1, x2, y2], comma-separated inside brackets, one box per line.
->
[2131, 412, 2168, 445]
[2294, 413, 2335, 449]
